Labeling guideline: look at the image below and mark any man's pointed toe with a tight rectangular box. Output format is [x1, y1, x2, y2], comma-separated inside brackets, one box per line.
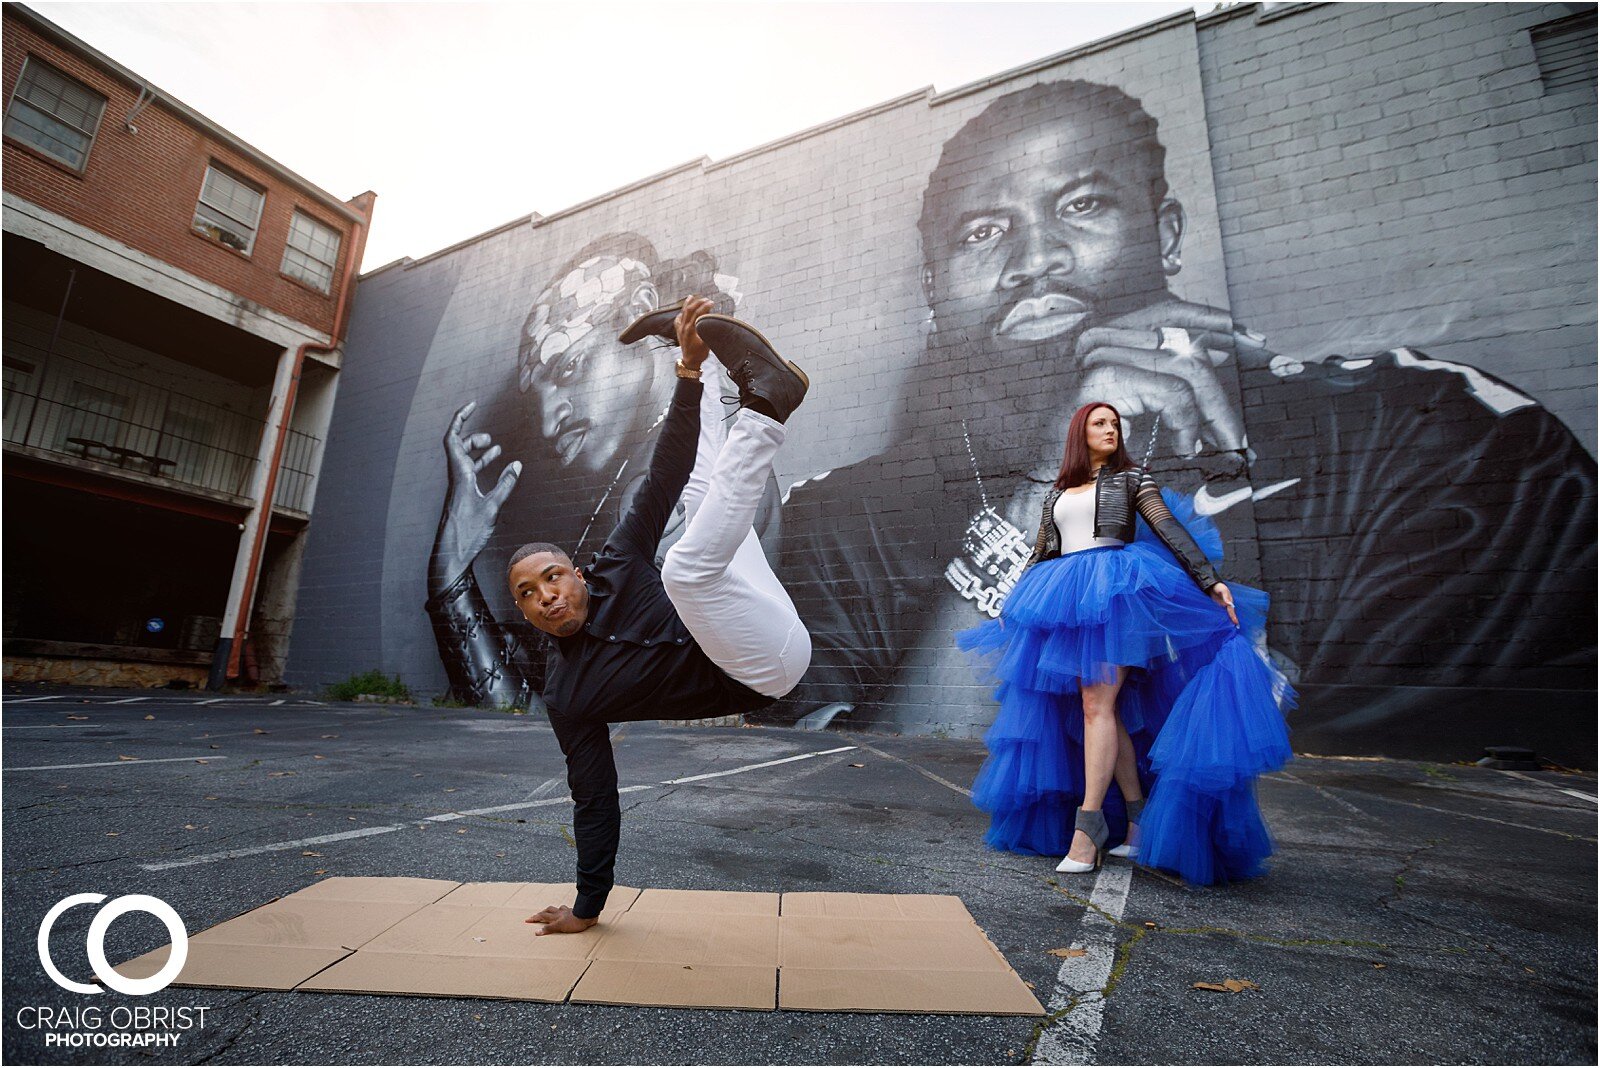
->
[618, 300, 687, 345]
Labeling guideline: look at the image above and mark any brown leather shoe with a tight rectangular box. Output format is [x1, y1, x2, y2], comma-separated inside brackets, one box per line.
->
[696, 314, 809, 424]
[617, 299, 686, 345]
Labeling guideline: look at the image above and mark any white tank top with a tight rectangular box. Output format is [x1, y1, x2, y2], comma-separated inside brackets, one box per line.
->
[1054, 487, 1127, 554]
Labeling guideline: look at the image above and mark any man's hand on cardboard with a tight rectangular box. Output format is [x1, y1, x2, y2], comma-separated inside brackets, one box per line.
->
[526, 904, 598, 936]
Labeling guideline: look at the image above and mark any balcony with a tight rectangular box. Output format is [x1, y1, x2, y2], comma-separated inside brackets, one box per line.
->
[3, 349, 321, 514]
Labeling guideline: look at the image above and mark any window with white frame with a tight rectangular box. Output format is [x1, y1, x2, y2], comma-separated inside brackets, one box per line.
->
[281, 210, 342, 293]
[192, 163, 265, 255]
[3, 57, 107, 171]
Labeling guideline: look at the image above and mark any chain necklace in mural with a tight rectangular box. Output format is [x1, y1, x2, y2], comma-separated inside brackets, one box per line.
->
[942, 415, 1162, 619]
[943, 419, 1032, 619]
[573, 402, 671, 557]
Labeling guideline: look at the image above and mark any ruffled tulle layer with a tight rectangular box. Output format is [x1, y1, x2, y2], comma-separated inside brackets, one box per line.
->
[958, 495, 1294, 885]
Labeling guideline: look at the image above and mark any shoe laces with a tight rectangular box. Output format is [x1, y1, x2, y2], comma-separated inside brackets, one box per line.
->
[720, 360, 758, 422]
[726, 359, 755, 392]
[717, 376, 744, 425]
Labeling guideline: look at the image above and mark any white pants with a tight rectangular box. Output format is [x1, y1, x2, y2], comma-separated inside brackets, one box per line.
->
[660, 361, 812, 698]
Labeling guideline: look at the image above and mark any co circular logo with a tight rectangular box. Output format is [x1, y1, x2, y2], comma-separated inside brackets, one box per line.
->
[38, 894, 187, 996]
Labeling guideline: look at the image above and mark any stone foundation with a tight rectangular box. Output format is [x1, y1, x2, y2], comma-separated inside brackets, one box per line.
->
[657, 715, 745, 729]
[3, 655, 208, 690]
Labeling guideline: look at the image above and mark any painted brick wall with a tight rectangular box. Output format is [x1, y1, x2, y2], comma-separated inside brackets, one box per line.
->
[288, 254, 463, 684]
[1197, 1, 1597, 448]
[2, 10, 360, 338]
[289, 4, 1595, 759]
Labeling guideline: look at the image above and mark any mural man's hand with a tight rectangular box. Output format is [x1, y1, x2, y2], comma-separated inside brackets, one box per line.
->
[1072, 300, 1258, 460]
[430, 400, 521, 595]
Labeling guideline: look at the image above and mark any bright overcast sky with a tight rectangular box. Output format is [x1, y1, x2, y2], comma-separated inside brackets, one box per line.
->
[33, 1, 1198, 270]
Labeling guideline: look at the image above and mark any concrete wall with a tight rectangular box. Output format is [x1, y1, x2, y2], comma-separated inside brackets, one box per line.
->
[289, 3, 1596, 761]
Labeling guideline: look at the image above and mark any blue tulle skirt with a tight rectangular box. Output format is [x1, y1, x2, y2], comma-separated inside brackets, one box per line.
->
[957, 493, 1295, 885]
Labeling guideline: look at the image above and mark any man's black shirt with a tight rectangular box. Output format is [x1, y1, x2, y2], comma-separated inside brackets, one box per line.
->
[541, 376, 772, 918]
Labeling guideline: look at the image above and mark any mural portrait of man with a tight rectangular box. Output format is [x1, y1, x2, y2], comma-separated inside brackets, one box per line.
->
[422, 232, 780, 709]
[770, 78, 1597, 736]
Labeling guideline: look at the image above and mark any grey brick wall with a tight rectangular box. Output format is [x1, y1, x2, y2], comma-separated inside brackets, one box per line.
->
[1197, 1, 1597, 446]
[288, 253, 462, 687]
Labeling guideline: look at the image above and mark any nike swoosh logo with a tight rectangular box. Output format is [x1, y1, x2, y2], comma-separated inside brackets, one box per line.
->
[1193, 479, 1302, 516]
[1193, 485, 1251, 515]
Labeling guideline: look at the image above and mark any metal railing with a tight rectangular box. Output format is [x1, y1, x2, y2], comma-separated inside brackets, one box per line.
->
[3, 358, 322, 514]
[273, 427, 320, 513]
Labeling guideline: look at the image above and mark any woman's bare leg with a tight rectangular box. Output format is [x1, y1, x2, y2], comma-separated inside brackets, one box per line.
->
[1112, 720, 1144, 851]
[1068, 665, 1129, 864]
[1113, 720, 1143, 804]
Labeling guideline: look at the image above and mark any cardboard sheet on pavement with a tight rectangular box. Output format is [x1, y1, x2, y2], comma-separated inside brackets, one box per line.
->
[778, 915, 1043, 1015]
[111, 879, 1042, 1015]
[110, 877, 459, 991]
[302, 882, 637, 1001]
[572, 888, 782, 1010]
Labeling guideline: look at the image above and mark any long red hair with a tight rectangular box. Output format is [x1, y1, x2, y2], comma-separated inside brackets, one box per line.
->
[1054, 402, 1133, 489]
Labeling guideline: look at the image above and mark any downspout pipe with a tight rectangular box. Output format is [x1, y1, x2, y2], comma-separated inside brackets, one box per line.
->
[208, 194, 374, 689]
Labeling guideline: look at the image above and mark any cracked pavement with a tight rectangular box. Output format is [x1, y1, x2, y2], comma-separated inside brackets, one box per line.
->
[2, 685, 1595, 1065]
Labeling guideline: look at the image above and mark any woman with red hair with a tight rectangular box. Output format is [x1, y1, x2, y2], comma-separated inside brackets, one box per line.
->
[959, 403, 1293, 884]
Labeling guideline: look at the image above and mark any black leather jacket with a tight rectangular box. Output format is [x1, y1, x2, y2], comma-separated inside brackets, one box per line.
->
[1024, 465, 1221, 591]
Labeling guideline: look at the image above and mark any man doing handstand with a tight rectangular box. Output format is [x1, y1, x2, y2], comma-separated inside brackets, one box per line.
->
[511, 296, 812, 935]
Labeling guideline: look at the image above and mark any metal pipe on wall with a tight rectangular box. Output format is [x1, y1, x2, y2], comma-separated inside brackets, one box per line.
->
[208, 199, 371, 689]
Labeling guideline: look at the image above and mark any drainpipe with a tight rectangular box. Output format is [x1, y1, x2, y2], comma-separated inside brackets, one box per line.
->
[208, 193, 374, 688]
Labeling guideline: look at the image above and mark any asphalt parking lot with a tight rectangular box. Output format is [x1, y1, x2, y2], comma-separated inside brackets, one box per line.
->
[2, 685, 1595, 1065]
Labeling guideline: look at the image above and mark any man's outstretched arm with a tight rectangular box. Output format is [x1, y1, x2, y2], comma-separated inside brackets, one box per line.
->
[607, 377, 702, 560]
[605, 297, 715, 560]
[527, 718, 617, 934]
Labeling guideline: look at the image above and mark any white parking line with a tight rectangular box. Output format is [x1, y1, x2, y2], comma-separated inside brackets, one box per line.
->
[852, 740, 972, 798]
[198, 699, 227, 705]
[423, 785, 655, 822]
[1493, 768, 1599, 804]
[1034, 864, 1133, 1065]
[1383, 793, 1597, 841]
[135, 745, 858, 871]
[105, 697, 149, 705]
[1, 725, 82, 730]
[3, 695, 67, 704]
[141, 826, 402, 871]
[5, 756, 229, 772]
[1271, 770, 1373, 819]
[659, 746, 857, 785]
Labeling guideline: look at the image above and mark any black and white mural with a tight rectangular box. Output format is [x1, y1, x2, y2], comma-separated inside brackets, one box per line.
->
[418, 234, 779, 708]
[769, 78, 1597, 734]
[303, 15, 1594, 755]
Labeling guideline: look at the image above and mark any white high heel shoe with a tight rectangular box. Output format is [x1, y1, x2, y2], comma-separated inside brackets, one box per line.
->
[1108, 797, 1145, 859]
[1055, 808, 1107, 873]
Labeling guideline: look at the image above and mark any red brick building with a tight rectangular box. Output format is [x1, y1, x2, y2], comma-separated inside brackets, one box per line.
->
[2, 2, 374, 688]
